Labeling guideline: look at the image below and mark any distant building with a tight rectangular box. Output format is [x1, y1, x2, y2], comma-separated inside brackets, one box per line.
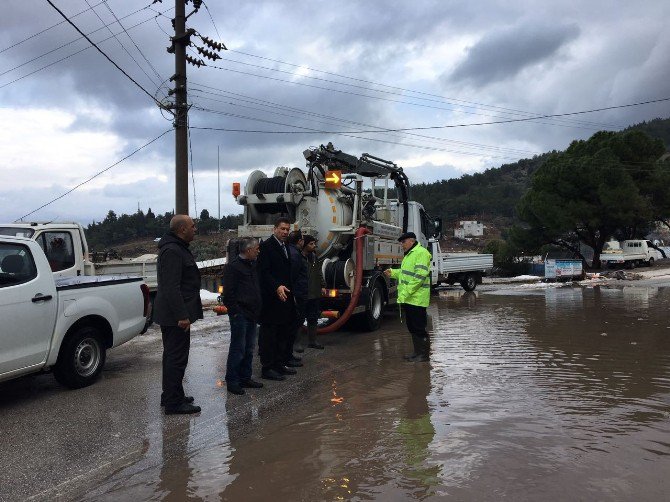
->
[454, 220, 485, 239]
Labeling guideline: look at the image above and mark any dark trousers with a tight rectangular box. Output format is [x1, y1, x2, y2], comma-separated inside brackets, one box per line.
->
[403, 304, 428, 337]
[161, 325, 191, 408]
[305, 298, 320, 327]
[259, 321, 294, 371]
[225, 314, 258, 385]
[288, 298, 307, 356]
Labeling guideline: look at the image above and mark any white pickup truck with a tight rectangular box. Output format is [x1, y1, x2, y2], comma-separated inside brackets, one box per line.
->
[429, 240, 493, 291]
[600, 240, 663, 269]
[0, 236, 150, 388]
[0, 222, 158, 291]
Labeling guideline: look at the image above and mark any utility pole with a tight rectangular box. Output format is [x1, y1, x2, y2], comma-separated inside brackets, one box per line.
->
[165, 1, 225, 216]
[217, 145, 221, 232]
[173, 0, 189, 215]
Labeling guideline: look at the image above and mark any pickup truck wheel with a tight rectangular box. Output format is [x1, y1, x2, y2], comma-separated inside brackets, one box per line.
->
[361, 279, 385, 331]
[54, 327, 107, 389]
[648, 258, 654, 267]
[461, 273, 478, 292]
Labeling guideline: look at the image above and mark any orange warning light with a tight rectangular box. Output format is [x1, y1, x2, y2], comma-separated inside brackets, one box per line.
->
[324, 170, 342, 189]
[232, 182, 241, 197]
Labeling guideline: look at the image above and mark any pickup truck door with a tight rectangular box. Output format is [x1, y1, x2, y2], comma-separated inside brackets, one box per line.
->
[0, 241, 58, 375]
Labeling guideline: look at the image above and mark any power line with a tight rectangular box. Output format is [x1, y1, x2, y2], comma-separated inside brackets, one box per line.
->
[1, 5, 161, 80]
[152, 8, 615, 132]
[227, 49, 621, 130]
[83, 0, 161, 89]
[212, 56, 617, 130]
[188, 112, 524, 161]
[18, 129, 172, 221]
[203, 63, 610, 132]
[189, 88, 540, 156]
[191, 96, 670, 135]
[101, 1, 164, 83]
[23, 1, 162, 108]
[187, 121, 198, 216]
[201, 1, 222, 40]
[0, 0, 108, 54]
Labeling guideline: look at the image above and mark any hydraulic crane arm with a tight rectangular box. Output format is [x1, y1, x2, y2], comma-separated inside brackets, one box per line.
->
[303, 143, 411, 232]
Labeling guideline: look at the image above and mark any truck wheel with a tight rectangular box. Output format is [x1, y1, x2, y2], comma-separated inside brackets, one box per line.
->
[362, 279, 385, 331]
[54, 326, 107, 389]
[460, 273, 478, 292]
[648, 258, 654, 267]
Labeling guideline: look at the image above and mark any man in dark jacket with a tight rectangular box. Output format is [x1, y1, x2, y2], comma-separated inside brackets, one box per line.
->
[154, 215, 203, 414]
[223, 237, 264, 395]
[257, 217, 297, 381]
[302, 234, 325, 350]
[287, 230, 306, 362]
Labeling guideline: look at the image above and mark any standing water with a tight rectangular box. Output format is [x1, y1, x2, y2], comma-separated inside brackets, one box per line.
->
[87, 285, 670, 501]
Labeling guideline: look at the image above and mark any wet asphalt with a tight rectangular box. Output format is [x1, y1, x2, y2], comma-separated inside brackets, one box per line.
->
[2, 275, 670, 500]
[0, 308, 403, 501]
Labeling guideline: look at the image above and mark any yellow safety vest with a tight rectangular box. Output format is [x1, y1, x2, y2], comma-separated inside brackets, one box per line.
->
[390, 243, 432, 307]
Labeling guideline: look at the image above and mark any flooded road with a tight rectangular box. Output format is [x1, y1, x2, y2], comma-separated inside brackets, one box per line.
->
[2, 284, 670, 500]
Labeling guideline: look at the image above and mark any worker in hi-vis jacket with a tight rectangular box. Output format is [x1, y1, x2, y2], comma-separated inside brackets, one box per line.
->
[384, 232, 432, 362]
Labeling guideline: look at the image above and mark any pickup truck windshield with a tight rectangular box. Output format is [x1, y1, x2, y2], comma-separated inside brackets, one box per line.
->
[0, 227, 35, 238]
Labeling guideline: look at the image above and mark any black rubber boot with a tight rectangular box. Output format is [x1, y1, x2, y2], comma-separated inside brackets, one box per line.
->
[408, 335, 430, 362]
[307, 325, 324, 349]
[294, 327, 306, 353]
[404, 334, 422, 361]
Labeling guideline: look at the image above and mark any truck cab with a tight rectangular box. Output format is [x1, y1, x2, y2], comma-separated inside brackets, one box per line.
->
[0, 223, 91, 279]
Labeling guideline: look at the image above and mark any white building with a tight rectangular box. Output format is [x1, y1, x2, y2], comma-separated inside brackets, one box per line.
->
[454, 220, 485, 239]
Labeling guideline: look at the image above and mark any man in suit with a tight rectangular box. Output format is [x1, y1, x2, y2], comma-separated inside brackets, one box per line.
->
[257, 217, 297, 381]
[154, 214, 203, 414]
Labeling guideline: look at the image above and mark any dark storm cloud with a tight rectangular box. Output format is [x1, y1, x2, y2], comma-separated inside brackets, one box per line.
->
[449, 22, 580, 87]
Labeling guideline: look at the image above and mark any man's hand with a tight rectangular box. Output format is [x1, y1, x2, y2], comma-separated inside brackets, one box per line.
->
[383, 268, 392, 278]
[276, 285, 291, 301]
[177, 318, 191, 331]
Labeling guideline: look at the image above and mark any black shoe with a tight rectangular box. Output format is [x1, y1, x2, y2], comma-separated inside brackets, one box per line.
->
[160, 395, 195, 407]
[227, 383, 245, 395]
[407, 354, 429, 363]
[290, 354, 302, 362]
[286, 360, 303, 368]
[165, 403, 201, 415]
[261, 369, 286, 381]
[276, 365, 297, 375]
[241, 379, 264, 389]
[308, 342, 324, 350]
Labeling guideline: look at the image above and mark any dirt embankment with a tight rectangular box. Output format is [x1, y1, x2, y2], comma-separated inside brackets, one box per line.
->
[103, 230, 237, 261]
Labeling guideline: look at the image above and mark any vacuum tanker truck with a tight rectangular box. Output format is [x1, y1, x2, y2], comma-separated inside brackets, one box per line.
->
[234, 143, 492, 331]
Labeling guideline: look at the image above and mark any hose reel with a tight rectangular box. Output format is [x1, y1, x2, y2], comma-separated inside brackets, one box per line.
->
[245, 168, 307, 224]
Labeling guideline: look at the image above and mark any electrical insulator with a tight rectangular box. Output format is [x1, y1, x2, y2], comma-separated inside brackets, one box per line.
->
[186, 55, 205, 68]
[196, 46, 221, 61]
[201, 35, 227, 51]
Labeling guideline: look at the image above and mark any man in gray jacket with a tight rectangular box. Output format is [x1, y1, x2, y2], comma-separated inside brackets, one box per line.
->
[154, 215, 203, 415]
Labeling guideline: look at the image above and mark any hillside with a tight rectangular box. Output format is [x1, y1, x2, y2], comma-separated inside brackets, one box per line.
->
[410, 116, 670, 226]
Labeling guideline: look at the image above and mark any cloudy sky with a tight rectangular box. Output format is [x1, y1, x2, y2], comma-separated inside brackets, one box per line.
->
[1, 0, 669, 225]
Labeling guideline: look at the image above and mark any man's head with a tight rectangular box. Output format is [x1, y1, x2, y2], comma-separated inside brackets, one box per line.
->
[273, 216, 291, 242]
[288, 230, 304, 249]
[302, 234, 317, 254]
[398, 231, 417, 252]
[239, 237, 260, 261]
[170, 214, 197, 243]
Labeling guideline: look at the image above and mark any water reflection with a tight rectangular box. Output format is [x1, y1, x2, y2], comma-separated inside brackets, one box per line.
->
[86, 285, 670, 500]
